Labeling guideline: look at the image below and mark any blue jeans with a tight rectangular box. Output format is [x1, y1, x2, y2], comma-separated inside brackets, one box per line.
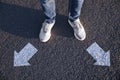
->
[40, 0, 84, 23]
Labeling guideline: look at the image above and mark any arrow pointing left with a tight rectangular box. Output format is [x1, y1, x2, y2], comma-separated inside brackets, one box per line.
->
[14, 43, 38, 67]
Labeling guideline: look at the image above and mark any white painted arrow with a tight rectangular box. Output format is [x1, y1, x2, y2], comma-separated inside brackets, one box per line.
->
[87, 42, 110, 66]
[14, 43, 38, 67]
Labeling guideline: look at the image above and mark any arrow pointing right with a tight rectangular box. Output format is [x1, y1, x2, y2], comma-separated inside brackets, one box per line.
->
[87, 42, 110, 66]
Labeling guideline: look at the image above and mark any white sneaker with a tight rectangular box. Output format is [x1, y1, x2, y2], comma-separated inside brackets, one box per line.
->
[68, 18, 86, 41]
[39, 21, 55, 42]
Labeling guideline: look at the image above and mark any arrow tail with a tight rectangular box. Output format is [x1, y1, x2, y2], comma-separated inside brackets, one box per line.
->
[87, 42, 105, 60]
[19, 43, 38, 60]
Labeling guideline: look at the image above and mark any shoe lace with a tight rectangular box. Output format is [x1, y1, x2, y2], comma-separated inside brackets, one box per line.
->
[73, 21, 82, 30]
[43, 23, 49, 33]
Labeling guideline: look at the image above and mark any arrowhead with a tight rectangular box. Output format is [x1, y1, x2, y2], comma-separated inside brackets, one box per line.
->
[94, 51, 110, 66]
[14, 51, 30, 67]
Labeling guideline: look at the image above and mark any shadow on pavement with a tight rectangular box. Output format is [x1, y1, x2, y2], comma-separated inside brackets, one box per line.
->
[0, 2, 73, 39]
[0, 71, 7, 80]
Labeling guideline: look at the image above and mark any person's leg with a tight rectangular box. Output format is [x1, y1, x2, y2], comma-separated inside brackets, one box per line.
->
[68, 0, 86, 41]
[40, 0, 56, 23]
[39, 0, 56, 42]
[68, 0, 84, 21]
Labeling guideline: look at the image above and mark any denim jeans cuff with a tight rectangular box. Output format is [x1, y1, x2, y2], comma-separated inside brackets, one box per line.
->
[45, 18, 56, 24]
[68, 17, 79, 22]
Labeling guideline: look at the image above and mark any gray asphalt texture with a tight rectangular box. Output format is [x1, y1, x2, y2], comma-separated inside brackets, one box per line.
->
[0, 0, 120, 80]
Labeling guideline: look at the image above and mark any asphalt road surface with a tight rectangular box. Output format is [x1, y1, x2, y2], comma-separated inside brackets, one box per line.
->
[0, 0, 120, 80]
